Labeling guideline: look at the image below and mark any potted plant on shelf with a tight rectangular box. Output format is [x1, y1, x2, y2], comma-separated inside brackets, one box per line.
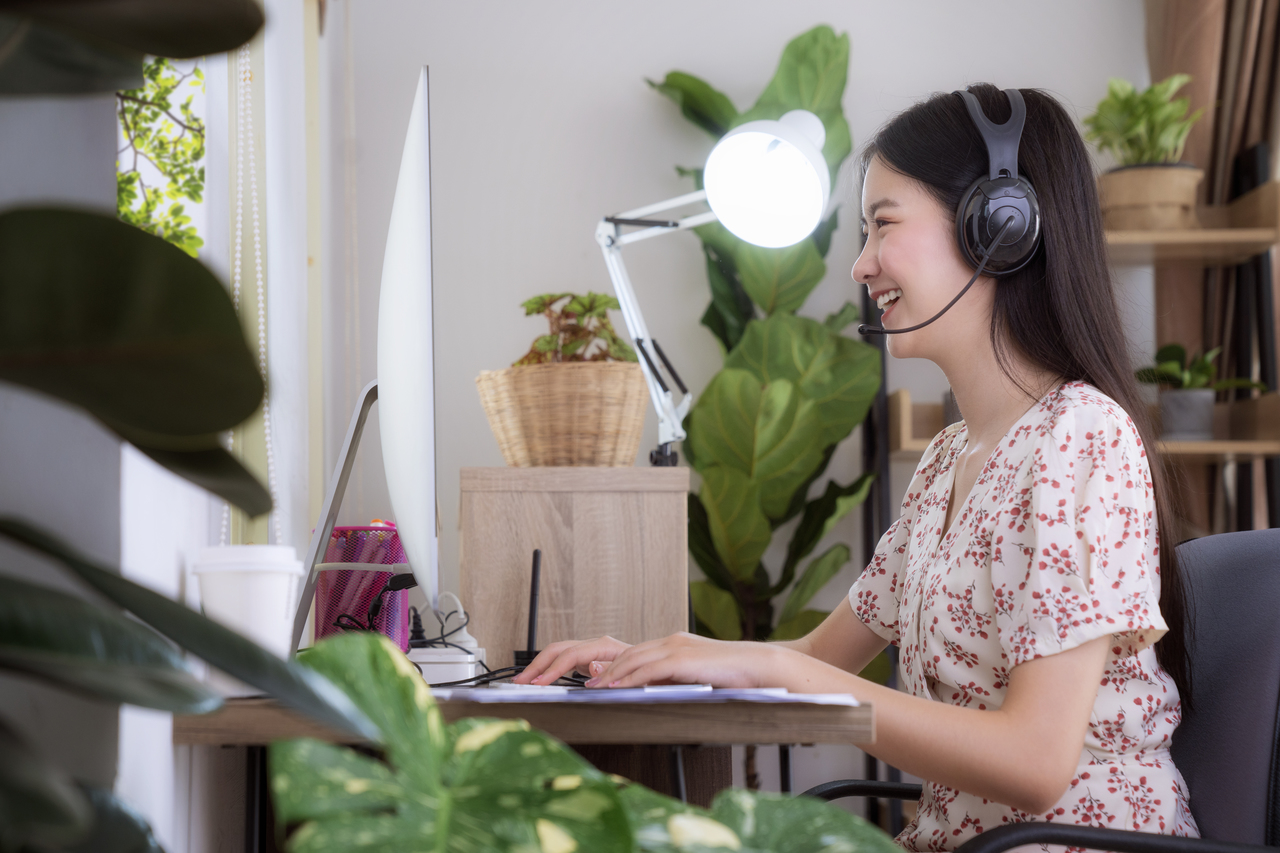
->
[476, 292, 646, 467]
[1136, 344, 1264, 440]
[1083, 74, 1205, 230]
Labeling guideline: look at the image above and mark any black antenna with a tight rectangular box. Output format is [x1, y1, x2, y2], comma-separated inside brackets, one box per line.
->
[527, 549, 541, 654]
[514, 549, 542, 669]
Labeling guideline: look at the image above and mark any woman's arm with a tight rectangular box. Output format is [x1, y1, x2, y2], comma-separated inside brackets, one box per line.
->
[772, 601, 888, 675]
[590, 630, 1109, 815]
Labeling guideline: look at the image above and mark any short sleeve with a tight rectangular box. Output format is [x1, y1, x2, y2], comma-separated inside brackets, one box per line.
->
[991, 399, 1167, 667]
[848, 516, 910, 644]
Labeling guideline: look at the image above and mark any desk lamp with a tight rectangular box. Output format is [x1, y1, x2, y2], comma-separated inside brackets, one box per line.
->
[596, 108, 830, 465]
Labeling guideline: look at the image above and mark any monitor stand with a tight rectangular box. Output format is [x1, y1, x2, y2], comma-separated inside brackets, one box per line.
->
[289, 379, 387, 654]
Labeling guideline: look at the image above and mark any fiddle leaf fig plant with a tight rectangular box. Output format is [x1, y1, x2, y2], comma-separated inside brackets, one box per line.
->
[653, 28, 883, 788]
[269, 631, 901, 853]
[1135, 344, 1266, 392]
[1083, 74, 1204, 167]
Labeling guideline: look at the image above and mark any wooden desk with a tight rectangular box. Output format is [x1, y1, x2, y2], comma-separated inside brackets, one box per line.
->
[174, 696, 874, 746]
[175, 696, 874, 809]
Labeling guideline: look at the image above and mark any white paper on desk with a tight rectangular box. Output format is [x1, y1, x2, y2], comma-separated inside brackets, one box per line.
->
[431, 685, 859, 707]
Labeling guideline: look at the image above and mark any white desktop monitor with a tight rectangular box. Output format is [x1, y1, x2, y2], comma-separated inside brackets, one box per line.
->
[377, 66, 439, 607]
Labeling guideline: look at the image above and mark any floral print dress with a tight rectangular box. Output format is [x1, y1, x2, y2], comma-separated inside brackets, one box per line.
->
[848, 382, 1198, 851]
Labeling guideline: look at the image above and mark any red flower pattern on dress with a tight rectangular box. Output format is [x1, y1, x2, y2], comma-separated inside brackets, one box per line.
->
[849, 383, 1198, 851]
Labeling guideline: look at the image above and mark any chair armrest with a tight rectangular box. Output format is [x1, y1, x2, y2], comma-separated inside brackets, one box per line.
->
[954, 823, 1272, 853]
[801, 780, 923, 802]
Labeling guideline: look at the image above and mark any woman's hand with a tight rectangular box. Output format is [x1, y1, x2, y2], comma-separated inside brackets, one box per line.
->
[583, 632, 778, 689]
[512, 635, 632, 684]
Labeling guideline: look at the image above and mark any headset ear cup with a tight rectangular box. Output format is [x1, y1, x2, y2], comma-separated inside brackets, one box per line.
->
[954, 175, 1042, 276]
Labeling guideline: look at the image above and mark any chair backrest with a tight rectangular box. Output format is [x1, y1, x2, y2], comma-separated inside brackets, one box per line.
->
[1170, 528, 1280, 845]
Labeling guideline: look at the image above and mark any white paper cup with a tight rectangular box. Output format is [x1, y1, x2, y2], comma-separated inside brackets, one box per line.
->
[192, 545, 303, 671]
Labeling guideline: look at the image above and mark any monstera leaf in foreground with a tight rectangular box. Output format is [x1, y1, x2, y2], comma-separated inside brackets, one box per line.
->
[270, 632, 900, 853]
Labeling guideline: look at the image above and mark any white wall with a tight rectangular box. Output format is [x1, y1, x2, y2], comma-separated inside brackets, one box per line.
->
[321, 0, 1151, 796]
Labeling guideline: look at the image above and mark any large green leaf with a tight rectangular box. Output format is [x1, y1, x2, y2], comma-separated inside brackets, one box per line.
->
[0, 207, 270, 515]
[0, 716, 92, 853]
[0, 0, 263, 60]
[0, 575, 221, 714]
[687, 370, 827, 520]
[700, 241, 754, 353]
[778, 544, 850, 625]
[768, 609, 827, 642]
[620, 780, 898, 853]
[727, 313, 880, 447]
[730, 26, 853, 189]
[0, 518, 379, 743]
[0, 208, 262, 439]
[0, 15, 142, 94]
[272, 632, 633, 853]
[696, 222, 825, 316]
[778, 472, 874, 594]
[698, 468, 770, 583]
[686, 493, 734, 593]
[62, 785, 165, 853]
[689, 581, 741, 642]
[647, 71, 737, 138]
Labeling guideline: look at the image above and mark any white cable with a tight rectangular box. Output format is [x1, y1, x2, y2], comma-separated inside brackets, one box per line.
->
[222, 44, 282, 546]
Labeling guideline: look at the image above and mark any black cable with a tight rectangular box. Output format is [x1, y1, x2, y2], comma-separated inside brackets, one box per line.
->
[424, 664, 587, 689]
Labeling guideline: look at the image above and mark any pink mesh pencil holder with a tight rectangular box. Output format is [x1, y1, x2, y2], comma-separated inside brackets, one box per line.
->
[315, 524, 410, 652]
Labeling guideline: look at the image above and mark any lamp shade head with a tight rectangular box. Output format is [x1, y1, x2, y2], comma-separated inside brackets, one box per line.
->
[703, 109, 830, 248]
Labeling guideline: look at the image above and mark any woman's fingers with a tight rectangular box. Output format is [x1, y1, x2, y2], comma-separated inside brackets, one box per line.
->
[513, 636, 629, 684]
[511, 640, 579, 683]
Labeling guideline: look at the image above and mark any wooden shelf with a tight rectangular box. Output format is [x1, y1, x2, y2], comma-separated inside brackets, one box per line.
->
[1104, 181, 1279, 265]
[887, 389, 1280, 463]
[1106, 228, 1278, 264]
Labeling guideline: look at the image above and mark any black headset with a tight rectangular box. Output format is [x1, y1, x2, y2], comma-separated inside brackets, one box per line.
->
[953, 87, 1042, 275]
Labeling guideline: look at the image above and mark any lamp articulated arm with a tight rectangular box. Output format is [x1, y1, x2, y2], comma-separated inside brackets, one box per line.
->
[595, 189, 713, 465]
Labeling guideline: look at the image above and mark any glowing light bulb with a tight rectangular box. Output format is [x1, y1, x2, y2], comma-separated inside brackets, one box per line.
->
[703, 110, 830, 248]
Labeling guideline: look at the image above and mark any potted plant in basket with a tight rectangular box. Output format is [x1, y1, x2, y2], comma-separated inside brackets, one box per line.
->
[1083, 74, 1205, 230]
[1136, 344, 1265, 440]
[476, 292, 645, 467]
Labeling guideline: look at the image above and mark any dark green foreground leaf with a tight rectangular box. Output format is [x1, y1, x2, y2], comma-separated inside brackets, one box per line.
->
[9, 0, 263, 58]
[0, 575, 221, 713]
[0, 15, 142, 94]
[0, 518, 378, 743]
[0, 207, 270, 515]
[0, 208, 262, 438]
[0, 717, 92, 853]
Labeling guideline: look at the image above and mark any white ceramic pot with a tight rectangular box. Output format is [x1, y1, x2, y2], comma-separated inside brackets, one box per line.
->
[1159, 388, 1215, 441]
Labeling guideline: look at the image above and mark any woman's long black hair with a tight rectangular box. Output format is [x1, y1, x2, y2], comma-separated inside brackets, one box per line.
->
[861, 84, 1191, 703]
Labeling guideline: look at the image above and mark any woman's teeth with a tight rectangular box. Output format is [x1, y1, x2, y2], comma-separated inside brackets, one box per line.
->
[876, 289, 902, 310]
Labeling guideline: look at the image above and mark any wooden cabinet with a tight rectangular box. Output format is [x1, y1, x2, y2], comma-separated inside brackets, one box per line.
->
[459, 467, 689, 670]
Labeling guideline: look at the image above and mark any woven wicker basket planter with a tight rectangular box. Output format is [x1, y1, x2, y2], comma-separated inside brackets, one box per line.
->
[476, 362, 647, 467]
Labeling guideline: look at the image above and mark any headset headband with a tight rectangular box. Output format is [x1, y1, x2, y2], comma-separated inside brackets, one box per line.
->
[957, 88, 1026, 181]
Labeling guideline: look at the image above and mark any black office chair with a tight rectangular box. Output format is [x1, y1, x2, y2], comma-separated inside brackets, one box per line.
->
[802, 528, 1280, 853]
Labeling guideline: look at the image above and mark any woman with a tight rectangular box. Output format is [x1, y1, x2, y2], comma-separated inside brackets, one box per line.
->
[515, 84, 1198, 848]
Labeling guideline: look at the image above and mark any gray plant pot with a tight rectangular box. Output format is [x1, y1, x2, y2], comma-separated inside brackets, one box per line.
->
[1160, 388, 1216, 441]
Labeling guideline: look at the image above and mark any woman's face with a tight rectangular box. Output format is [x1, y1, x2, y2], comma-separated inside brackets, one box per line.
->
[851, 155, 994, 361]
